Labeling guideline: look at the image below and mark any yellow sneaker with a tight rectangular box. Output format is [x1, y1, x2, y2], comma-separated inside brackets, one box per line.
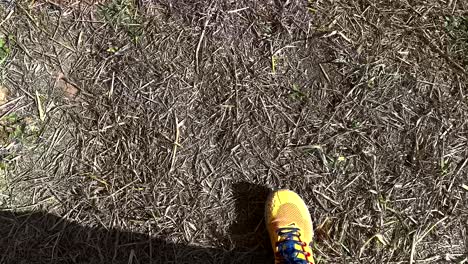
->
[265, 189, 314, 264]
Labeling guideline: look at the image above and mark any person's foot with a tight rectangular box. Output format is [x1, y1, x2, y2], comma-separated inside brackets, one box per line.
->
[265, 189, 314, 264]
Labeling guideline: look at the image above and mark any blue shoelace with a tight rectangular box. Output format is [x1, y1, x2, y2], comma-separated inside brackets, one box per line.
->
[275, 227, 312, 264]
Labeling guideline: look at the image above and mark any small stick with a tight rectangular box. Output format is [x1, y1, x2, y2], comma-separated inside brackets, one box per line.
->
[170, 114, 182, 173]
[109, 72, 115, 99]
[0, 10, 14, 27]
[195, 7, 213, 74]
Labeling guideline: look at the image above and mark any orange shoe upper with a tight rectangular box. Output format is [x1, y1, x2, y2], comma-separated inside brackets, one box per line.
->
[265, 189, 314, 264]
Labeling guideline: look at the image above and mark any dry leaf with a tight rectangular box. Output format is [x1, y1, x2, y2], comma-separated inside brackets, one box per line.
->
[0, 85, 8, 105]
[62, 81, 79, 99]
[56, 72, 79, 99]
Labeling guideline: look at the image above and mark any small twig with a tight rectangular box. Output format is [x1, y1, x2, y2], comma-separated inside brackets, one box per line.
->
[109, 72, 115, 99]
[0, 96, 23, 110]
[170, 114, 183, 173]
[35, 90, 45, 121]
[313, 189, 339, 206]
[89, 122, 126, 134]
[227, 7, 249, 13]
[195, 8, 213, 74]
[319, 63, 331, 83]
[0, 10, 14, 27]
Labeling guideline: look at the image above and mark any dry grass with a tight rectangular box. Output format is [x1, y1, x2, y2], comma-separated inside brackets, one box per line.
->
[0, 0, 467, 263]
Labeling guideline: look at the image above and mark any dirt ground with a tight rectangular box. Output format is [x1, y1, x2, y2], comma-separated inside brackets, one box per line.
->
[0, 0, 467, 263]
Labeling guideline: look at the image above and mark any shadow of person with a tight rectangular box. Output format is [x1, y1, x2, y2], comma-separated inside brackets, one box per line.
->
[229, 182, 272, 252]
[0, 182, 273, 264]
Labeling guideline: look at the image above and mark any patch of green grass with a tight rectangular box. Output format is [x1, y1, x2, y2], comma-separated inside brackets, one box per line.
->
[99, 0, 143, 43]
[445, 15, 468, 68]
[0, 113, 40, 147]
[0, 35, 13, 66]
[439, 158, 450, 176]
[0, 113, 40, 178]
[351, 120, 361, 129]
[290, 84, 306, 101]
[1, 114, 22, 147]
[445, 16, 468, 36]
[0, 34, 14, 83]
[0, 169, 7, 205]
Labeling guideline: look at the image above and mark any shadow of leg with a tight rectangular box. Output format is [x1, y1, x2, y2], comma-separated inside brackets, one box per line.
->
[229, 181, 272, 255]
[0, 182, 274, 264]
